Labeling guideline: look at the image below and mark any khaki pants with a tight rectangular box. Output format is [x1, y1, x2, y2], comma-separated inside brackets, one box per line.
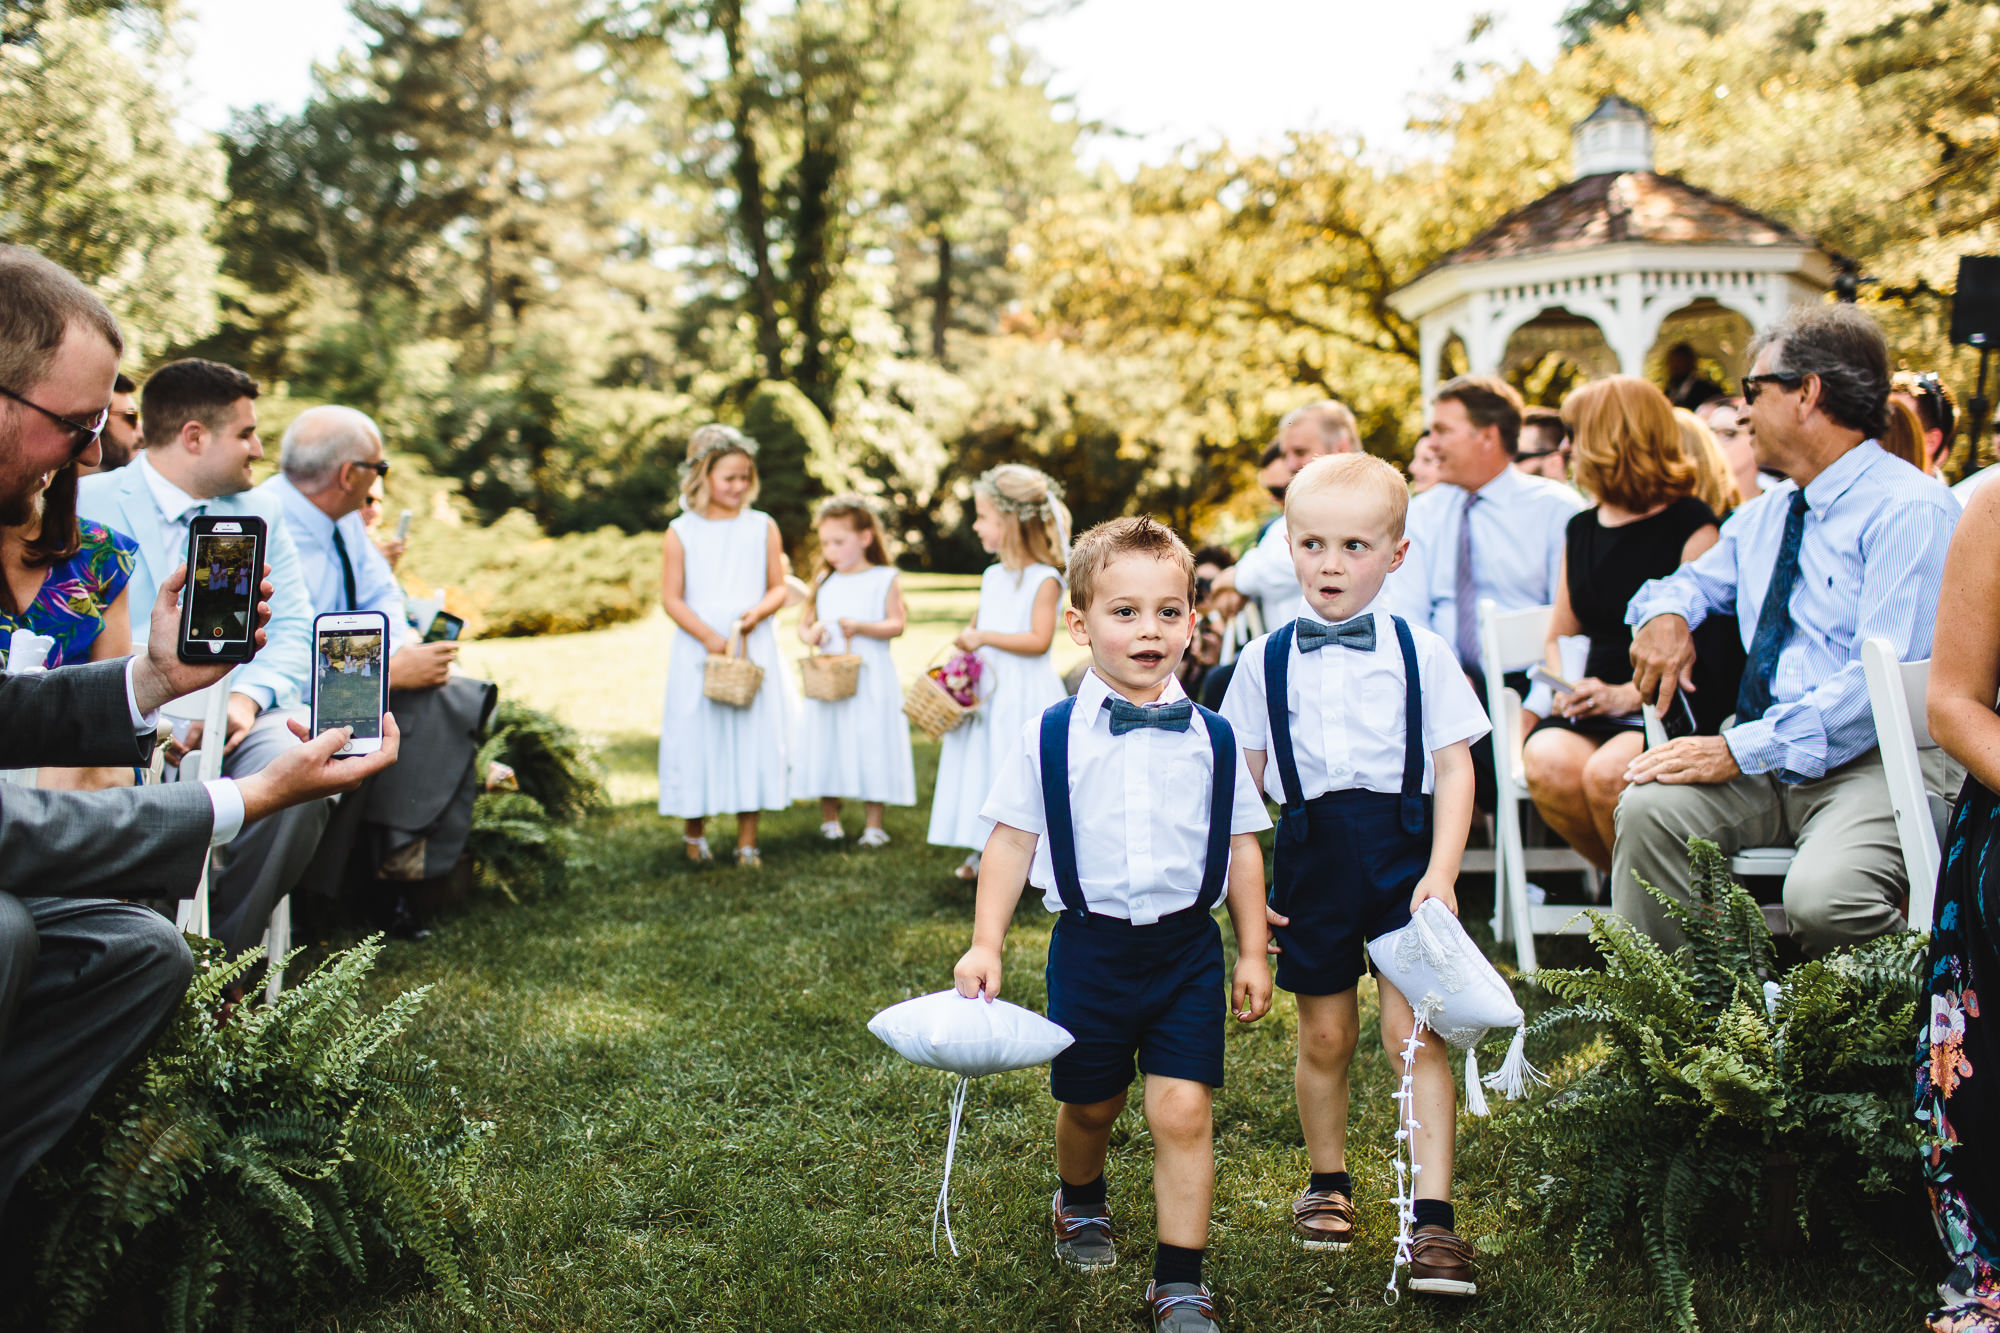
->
[1609, 747, 1963, 955]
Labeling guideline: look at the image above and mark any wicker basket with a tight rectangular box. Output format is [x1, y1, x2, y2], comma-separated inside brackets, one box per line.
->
[799, 645, 862, 702]
[703, 627, 764, 707]
[903, 650, 974, 741]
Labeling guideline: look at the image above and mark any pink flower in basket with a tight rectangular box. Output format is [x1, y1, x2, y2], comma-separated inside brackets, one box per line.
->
[934, 650, 984, 707]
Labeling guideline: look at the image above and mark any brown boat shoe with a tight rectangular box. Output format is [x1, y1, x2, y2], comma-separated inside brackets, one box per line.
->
[1407, 1223, 1478, 1297]
[1050, 1189, 1116, 1270]
[1291, 1186, 1356, 1251]
[1144, 1281, 1219, 1332]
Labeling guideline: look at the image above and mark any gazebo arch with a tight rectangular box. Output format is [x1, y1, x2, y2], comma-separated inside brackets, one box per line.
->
[1389, 96, 1842, 404]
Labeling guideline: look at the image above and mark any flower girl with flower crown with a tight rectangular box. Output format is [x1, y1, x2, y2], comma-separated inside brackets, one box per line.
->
[925, 464, 1069, 880]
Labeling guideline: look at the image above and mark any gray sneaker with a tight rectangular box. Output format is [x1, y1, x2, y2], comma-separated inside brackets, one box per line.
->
[1145, 1281, 1219, 1332]
[1050, 1188, 1115, 1270]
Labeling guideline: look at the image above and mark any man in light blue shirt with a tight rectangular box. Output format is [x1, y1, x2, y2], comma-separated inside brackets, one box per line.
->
[1619, 305, 1964, 953]
[76, 359, 332, 956]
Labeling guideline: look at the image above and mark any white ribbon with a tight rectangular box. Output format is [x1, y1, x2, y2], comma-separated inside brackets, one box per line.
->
[931, 1075, 971, 1257]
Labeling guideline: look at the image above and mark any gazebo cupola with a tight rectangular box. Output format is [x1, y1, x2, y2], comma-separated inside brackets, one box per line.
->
[1388, 95, 1843, 402]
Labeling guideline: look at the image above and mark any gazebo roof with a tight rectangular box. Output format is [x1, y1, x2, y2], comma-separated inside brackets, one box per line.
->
[1417, 170, 1829, 279]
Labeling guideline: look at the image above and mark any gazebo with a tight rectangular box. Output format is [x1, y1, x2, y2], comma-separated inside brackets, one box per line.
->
[1388, 96, 1842, 402]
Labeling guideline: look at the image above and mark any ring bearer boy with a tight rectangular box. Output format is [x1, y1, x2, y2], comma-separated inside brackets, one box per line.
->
[1219, 452, 1490, 1295]
[954, 516, 1274, 1333]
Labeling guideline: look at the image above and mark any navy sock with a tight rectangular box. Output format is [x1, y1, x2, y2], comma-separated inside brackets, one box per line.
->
[1412, 1198, 1455, 1231]
[1059, 1173, 1106, 1213]
[1153, 1242, 1204, 1288]
[1309, 1170, 1352, 1197]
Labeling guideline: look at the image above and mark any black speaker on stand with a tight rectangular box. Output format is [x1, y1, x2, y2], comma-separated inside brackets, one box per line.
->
[1951, 256, 2000, 477]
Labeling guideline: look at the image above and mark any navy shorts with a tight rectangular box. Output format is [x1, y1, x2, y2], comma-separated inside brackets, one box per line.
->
[1269, 789, 1431, 997]
[1044, 906, 1225, 1105]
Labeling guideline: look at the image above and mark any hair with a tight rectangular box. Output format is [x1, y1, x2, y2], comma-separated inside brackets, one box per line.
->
[140, 359, 260, 449]
[280, 405, 382, 491]
[1748, 303, 1891, 439]
[1880, 395, 1926, 469]
[1258, 440, 1283, 468]
[1066, 515, 1193, 610]
[1434, 374, 1524, 456]
[1892, 369, 1958, 453]
[678, 423, 760, 514]
[972, 463, 1069, 575]
[1284, 451, 1411, 540]
[1562, 376, 1695, 511]
[1673, 407, 1743, 517]
[0, 245, 123, 396]
[1192, 543, 1236, 570]
[811, 493, 893, 576]
[13, 465, 82, 579]
[1521, 406, 1567, 453]
[112, 372, 135, 395]
[1275, 399, 1360, 453]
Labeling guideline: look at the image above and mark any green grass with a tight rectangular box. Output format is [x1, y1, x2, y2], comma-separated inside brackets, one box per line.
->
[302, 606, 1924, 1332]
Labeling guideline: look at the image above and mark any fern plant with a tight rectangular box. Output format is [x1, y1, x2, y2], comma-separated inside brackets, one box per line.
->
[1509, 838, 1926, 1330]
[25, 936, 488, 1333]
[465, 700, 605, 900]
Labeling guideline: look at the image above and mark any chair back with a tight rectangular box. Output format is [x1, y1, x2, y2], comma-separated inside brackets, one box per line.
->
[1862, 637, 1941, 927]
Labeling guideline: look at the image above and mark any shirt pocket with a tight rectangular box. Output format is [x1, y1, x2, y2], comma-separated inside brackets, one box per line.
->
[1166, 754, 1215, 833]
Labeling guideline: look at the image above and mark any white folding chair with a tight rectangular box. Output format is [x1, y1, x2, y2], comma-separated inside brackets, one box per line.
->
[1478, 599, 1604, 971]
[1640, 704, 1792, 937]
[1862, 637, 1942, 931]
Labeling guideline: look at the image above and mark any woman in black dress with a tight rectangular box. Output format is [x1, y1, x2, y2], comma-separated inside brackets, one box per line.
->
[1521, 376, 1742, 871]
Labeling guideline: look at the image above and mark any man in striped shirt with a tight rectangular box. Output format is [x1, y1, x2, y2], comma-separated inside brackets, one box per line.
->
[1618, 303, 1963, 954]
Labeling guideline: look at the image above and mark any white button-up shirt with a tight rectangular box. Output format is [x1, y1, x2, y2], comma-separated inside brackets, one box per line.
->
[257, 475, 414, 650]
[1626, 440, 1959, 781]
[1384, 466, 1586, 661]
[979, 670, 1272, 924]
[1231, 517, 1306, 628]
[1219, 600, 1489, 803]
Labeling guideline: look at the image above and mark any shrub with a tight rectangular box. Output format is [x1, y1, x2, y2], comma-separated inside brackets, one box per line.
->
[465, 700, 606, 901]
[1504, 838, 1928, 1330]
[24, 937, 487, 1333]
[399, 510, 663, 639]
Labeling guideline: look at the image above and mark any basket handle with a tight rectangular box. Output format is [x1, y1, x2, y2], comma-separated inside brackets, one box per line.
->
[725, 620, 746, 658]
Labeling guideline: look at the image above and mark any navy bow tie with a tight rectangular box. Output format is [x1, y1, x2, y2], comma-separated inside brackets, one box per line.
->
[1103, 696, 1194, 736]
[1295, 615, 1376, 653]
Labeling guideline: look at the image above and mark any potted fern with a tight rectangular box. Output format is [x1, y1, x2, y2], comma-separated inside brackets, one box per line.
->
[1506, 838, 1928, 1330]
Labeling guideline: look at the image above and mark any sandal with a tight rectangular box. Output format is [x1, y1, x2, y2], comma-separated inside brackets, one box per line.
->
[953, 852, 982, 882]
[858, 827, 891, 848]
[819, 820, 846, 842]
[735, 846, 762, 868]
[684, 836, 713, 867]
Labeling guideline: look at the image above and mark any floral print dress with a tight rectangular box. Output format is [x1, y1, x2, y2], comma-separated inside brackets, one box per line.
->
[0, 520, 137, 668]
[1921, 775, 2000, 1332]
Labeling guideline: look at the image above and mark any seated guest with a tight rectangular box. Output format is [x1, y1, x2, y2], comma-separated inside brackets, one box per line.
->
[77, 359, 330, 957]
[72, 372, 139, 477]
[1704, 396, 1768, 500]
[1882, 394, 1928, 470]
[1661, 341, 1723, 410]
[1408, 428, 1442, 494]
[1512, 407, 1570, 482]
[1620, 304, 1964, 953]
[1522, 379, 1735, 872]
[1674, 407, 1744, 517]
[1179, 544, 1235, 707]
[1892, 369, 1958, 479]
[1210, 401, 1362, 629]
[359, 478, 406, 570]
[0, 243, 400, 1224]
[0, 461, 138, 789]
[260, 406, 495, 913]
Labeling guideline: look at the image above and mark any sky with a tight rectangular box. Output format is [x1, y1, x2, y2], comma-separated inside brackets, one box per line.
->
[176, 0, 1573, 168]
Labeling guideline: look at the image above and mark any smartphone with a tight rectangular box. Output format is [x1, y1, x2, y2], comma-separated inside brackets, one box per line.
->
[423, 610, 466, 643]
[1527, 662, 1575, 695]
[395, 509, 413, 542]
[311, 611, 389, 756]
[1661, 690, 1698, 741]
[177, 515, 267, 664]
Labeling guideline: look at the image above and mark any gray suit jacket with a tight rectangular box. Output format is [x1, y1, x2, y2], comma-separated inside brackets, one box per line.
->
[1, 660, 213, 898]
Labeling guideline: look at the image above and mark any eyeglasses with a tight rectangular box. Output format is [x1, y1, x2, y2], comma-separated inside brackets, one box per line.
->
[350, 459, 392, 478]
[0, 384, 108, 456]
[1741, 372, 1807, 405]
[1515, 445, 1567, 460]
[115, 411, 138, 428]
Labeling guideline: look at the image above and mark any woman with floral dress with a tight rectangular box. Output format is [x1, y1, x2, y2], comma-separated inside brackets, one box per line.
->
[1922, 482, 2000, 1331]
[0, 464, 138, 789]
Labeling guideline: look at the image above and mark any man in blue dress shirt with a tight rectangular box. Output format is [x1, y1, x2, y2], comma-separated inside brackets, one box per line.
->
[1620, 304, 1964, 954]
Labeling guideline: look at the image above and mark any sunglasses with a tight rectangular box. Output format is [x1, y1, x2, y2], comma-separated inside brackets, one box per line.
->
[0, 384, 108, 457]
[1741, 372, 1807, 405]
[350, 459, 392, 478]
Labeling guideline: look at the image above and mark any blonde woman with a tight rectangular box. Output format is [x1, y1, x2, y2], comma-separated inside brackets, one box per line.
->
[1521, 377, 1740, 871]
[1673, 407, 1744, 517]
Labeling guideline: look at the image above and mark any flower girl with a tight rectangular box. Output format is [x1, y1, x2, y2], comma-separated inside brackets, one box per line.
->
[794, 495, 915, 845]
[925, 463, 1068, 880]
[658, 425, 793, 867]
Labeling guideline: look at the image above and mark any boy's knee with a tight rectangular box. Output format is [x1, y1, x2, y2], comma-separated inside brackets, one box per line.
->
[1147, 1082, 1211, 1143]
[1064, 1092, 1126, 1132]
[1298, 1016, 1358, 1070]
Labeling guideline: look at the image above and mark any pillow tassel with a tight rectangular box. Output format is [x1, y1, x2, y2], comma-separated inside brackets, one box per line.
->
[1481, 1024, 1547, 1101]
[1462, 1046, 1490, 1117]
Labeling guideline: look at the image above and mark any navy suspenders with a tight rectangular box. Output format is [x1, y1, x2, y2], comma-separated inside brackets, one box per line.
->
[1263, 615, 1429, 840]
[1039, 695, 1237, 921]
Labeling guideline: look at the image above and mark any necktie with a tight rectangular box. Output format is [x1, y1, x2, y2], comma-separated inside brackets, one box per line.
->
[172, 503, 206, 563]
[1104, 696, 1194, 736]
[1295, 614, 1376, 653]
[330, 525, 359, 612]
[1455, 491, 1481, 672]
[1736, 490, 1810, 725]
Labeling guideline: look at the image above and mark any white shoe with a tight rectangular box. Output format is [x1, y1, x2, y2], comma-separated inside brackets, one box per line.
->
[819, 821, 845, 841]
[858, 827, 890, 848]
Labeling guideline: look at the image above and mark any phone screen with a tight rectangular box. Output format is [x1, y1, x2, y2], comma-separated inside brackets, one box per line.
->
[187, 534, 258, 643]
[424, 611, 465, 643]
[314, 628, 386, 739]
[1662, 692, 1698, 741]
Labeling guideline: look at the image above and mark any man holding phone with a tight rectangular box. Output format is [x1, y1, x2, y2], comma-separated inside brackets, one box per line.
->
[77, 359, 330, 957]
